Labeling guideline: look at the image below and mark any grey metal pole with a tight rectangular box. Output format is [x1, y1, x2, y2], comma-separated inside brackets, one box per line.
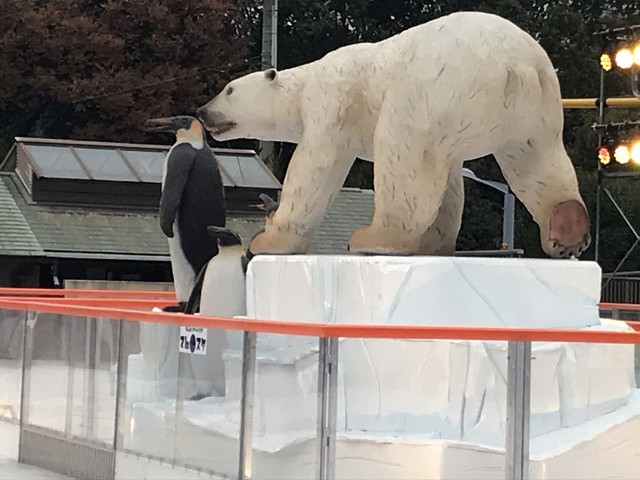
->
[326, 338, 338, 479]
[261, 0, 278, 70]
[595, 68, 605, 263]
[316, 337, 339, 480]
[112, 320, 126, 450]
[18, 311, 32, 449]
[18, 311, 36, 462]
[83, 317, 97, 438]
[503, 193, 516, 250]
[316, 338, 328, 480]
[238, 331, 257, 480]
[505, 341, 531, 480]
[260, 0, 278, 169]
[64, 316, 75, 435]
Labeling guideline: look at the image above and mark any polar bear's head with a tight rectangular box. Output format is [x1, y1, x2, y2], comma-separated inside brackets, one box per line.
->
[197, 68, 290, 142]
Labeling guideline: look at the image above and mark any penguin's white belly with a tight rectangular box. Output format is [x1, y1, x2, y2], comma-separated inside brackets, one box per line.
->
[168, 223, 196, 302]
[200, 253, 247, 318]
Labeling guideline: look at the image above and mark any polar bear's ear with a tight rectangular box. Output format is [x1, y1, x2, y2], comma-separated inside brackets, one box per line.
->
[264, 68, 278, 82]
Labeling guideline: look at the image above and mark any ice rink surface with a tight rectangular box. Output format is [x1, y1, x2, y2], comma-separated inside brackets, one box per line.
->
[0, 455, 76, 479]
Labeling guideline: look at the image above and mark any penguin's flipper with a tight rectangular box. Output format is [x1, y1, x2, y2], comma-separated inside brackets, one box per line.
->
[184, 262, 208, 315]
[162, 302, 188, 313]
[241, 255, 250, 275]
[159, 144, 197, 238]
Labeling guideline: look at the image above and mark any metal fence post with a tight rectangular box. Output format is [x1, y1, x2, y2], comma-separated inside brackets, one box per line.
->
[65, 316, 75, 436]
[317, 337, 339, 480]
[238, 331, 257, 480]
[505, 341, 532, 480]
[18, 311, 36, 462]
[18, 311, 30, 438]
[113, 319, 126, 451]
[83, 317, 98, 438]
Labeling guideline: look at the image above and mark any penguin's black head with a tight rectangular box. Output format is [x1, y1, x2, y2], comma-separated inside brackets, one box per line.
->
[255, 193, 279, 215]
[144, 116, 205, 141]
[207, 226, 243, 247]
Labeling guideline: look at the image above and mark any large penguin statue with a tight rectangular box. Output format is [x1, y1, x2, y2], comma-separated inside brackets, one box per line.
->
[144, 115, 226, 312]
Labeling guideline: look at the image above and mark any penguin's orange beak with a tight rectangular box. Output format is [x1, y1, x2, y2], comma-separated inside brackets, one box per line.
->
[144, 117, 175, 133]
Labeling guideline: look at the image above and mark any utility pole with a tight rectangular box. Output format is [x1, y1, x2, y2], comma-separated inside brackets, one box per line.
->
[260, 0, 278, 170]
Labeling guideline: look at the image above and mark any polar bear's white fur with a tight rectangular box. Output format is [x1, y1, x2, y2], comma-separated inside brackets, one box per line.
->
[197, 11, 590, 258]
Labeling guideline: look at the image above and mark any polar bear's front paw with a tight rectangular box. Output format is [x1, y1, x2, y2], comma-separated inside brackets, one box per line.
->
[545, 200, 591, 259]
[249, 228, 310, 255]
[348, 225, 421, 255]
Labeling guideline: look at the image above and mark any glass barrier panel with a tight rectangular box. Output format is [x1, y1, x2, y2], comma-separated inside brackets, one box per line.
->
[23, 312, 73, 433]
[334, 338, 509, 480]
[0, 308, 25, 422]
[601, 308, 640, 322]
[528, 336, 640, 479]
[70, 316, 120, 446]
[117, 318, 179, 464]
[172, 326, 241, 476]
[249, 332, 320, 480]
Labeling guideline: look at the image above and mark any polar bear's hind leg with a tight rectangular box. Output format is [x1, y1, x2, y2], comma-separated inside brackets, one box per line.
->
[417, 159, 464, 256]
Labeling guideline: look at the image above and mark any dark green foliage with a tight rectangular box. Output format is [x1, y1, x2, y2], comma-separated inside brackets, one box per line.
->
[0, 0, 255, 149]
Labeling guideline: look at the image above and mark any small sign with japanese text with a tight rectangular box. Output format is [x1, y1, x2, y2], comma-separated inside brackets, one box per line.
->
[179, 326, 207, 355]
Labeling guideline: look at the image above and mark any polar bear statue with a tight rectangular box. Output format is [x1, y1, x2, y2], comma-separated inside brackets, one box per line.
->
[197, 11, 590, 258]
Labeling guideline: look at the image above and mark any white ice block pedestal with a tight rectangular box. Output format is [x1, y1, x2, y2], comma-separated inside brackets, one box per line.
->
[247, 255, 602, 329]
[239, 255, 640, 479]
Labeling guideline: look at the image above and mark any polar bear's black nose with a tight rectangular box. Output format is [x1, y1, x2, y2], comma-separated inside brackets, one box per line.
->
[196, 106, 209, 125]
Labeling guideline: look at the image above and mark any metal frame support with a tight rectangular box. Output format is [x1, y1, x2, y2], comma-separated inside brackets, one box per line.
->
[505, 341, 532, 480]
[462, 168, 516, 250]
[317, 337, 339, 480]
[593, 45, 640, 276]
[503, 193, 516, 250]
[238, 331, 257, 480]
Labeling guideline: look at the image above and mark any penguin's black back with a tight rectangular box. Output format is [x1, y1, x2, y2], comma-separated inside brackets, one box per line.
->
[176, 145, 226, 272]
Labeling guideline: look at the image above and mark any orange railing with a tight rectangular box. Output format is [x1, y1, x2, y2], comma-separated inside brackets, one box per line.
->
[0, 288, 639, 344]
[2, 287, 639, 480]
[0, 287, 176, 298]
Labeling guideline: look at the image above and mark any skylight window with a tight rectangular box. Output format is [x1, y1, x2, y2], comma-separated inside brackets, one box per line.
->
[26, 145, 89, 180]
